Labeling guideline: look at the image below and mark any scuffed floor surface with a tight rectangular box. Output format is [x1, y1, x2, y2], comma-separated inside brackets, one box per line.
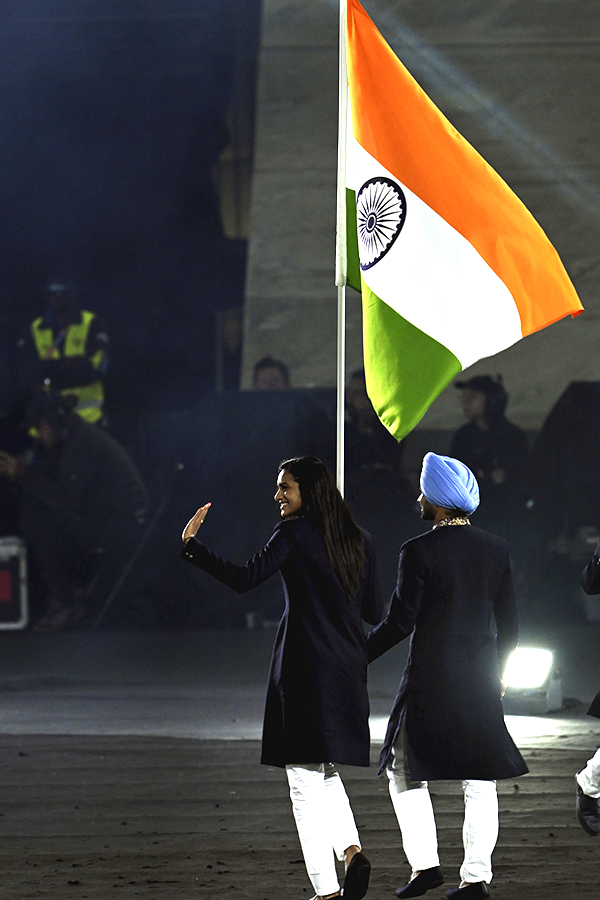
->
[0, 735, 598, 899]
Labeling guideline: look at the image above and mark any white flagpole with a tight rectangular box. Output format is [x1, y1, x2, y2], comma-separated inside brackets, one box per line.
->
[335, 0, 348, 495]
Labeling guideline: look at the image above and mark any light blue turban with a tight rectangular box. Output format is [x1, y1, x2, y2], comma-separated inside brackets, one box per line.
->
[420, 452, 480, 514]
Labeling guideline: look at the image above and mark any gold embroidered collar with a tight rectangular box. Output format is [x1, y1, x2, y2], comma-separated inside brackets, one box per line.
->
[433, 516, 471, 529]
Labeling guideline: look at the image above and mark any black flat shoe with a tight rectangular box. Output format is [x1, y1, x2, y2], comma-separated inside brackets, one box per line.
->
[343, 851, 371, 900]
[446, 883, 490, 899]
[576, 779, 600, 836]
[395, 866, 444, 898]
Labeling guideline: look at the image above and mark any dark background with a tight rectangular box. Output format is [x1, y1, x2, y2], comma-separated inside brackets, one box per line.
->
[0, 1, 598, 631]
[0, 0, 261, 418]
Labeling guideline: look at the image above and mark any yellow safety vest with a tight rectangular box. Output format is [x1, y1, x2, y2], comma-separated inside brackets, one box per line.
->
[31, 310, 105, 423]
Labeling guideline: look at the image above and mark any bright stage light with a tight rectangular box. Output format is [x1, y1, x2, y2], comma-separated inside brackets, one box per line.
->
[504, 648, 553, 689]
[502, 647, 562, 714]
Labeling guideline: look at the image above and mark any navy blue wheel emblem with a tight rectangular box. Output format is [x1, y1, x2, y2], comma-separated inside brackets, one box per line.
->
[356, 176, 406, 270]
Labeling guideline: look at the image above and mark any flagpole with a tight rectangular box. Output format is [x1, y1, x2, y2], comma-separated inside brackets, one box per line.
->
[336, 284, 345, 496]
[335, 0, 348, 495]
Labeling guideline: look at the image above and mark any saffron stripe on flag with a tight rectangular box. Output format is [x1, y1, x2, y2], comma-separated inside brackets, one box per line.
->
[346, 0, 582, 337]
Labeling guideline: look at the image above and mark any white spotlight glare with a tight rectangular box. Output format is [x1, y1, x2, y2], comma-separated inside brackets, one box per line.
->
[502, 647, 562, 714]
[504, 648, 553, 689]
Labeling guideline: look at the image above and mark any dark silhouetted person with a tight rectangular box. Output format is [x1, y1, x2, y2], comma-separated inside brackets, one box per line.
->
[450, 376, 529, 537]
[366, 452, 527, 900]
[180, 456, 382, 900]
[575, 541, 600, 836]
[252, 353, 335, 466]
[344, 369, 416, 596]
[18, 279, 109, 424]
[252, 355, 290, 391]
[345, 369, 407, 479]
[0, 392, 148, 630]
[523, 382, 600, 619]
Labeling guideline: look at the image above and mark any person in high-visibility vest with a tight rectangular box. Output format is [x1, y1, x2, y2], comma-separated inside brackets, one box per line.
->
[26, 280, 109, 424]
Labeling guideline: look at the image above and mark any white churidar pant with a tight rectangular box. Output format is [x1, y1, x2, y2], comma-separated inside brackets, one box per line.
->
[387, 725, 498, 885]
[577, 746, 600, 798]
[286, 762, 361, 896]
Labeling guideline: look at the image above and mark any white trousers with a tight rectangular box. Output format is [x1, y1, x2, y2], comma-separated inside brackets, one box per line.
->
[387, 729, 499, 885]
[286, 763, 361, 896]
[577, 746, 600, 798]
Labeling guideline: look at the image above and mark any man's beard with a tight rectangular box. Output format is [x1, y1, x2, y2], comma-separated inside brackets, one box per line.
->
[420, 500, 435, 520]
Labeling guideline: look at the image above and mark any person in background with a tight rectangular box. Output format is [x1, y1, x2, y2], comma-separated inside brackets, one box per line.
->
[252, 355, 290, 391]
[345, 369, 407, 479]
[450, 375, 531, 599]
[344, 368, 416, 596]
[180, 456, 382, 900]
[18, 279, 109, 424]
[0, 391, 148, 630]
[575, 540, 600, 836]
[366, 452, 527, 900]
[450, 375, 529, 534]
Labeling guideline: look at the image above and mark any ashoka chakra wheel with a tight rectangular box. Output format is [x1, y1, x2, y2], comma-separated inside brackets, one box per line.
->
[356, 176, 406, 270]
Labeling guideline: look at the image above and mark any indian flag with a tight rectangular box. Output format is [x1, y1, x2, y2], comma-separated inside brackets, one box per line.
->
[341, 0, 583, 442]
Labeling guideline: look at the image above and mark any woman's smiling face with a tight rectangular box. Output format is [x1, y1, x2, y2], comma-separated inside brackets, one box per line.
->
[274, 469, 302, 517]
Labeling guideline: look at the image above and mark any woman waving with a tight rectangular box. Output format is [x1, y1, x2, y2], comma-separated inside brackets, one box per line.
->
[181, 456, 382, 900]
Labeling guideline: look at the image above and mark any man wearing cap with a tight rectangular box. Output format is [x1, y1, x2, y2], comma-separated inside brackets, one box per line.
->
[366, 452, 527, 900]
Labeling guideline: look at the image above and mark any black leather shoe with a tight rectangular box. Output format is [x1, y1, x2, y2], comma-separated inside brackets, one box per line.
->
[342, 851, 370, 900]
[576, 779, 600, 836]
[446, 884, 490, 899]
[395, 866, 444, 898]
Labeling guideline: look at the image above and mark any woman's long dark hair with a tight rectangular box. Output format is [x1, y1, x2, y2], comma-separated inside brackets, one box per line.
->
[278, 456, 365, 598]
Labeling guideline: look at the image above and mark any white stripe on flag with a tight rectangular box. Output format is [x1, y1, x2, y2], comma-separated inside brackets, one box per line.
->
[348, 136, 523, 368]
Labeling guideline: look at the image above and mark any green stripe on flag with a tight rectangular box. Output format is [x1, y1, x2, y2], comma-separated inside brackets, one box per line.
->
[346, 188, 361, 293]
[362, 283, 462, 441]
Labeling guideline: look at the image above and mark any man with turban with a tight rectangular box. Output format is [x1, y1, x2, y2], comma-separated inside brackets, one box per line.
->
[366, 453, 527, 900]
